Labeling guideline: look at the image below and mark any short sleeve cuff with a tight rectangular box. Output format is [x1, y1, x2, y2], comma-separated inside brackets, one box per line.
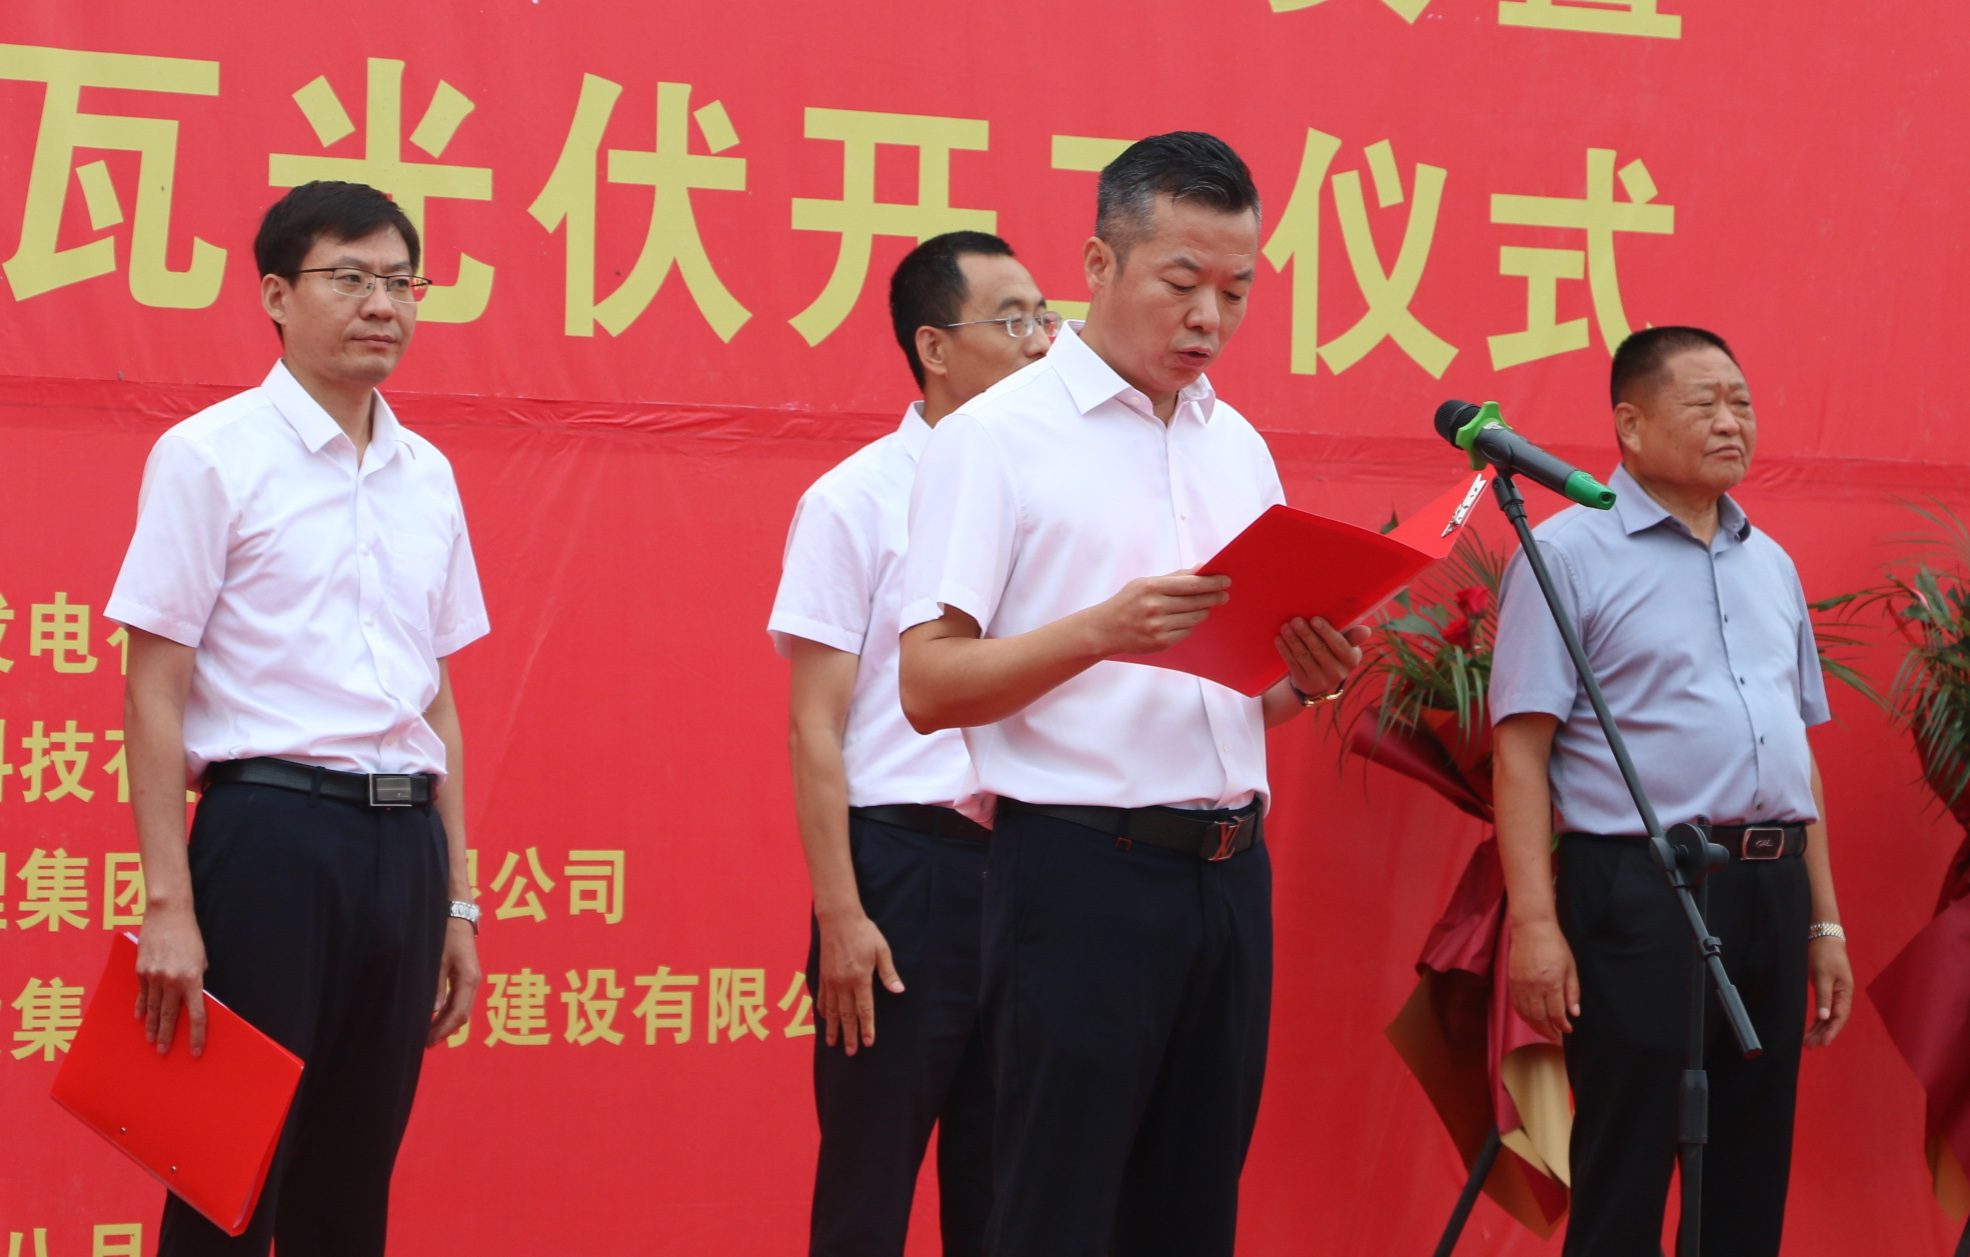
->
[766, 614, 864, 659]
[104, 596, 204, 650]
[433, 616, 491, 659]
[1488, 693, 1576, 725]
[899, 582, 993, 634]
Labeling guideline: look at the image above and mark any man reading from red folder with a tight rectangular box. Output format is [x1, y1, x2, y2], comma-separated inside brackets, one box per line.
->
[108, 181, 489, 1257]
[898, 132, 1368, 1257]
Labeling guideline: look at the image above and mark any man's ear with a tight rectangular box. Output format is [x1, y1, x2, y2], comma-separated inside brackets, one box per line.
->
[1083, 235, 1115, 295]
[1612, 399, 1645, 456]
[915, 325, 949, 380]
[261, 273, 291, 328]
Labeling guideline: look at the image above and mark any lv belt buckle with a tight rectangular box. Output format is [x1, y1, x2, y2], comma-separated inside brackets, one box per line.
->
[1207, 819, 1242, 862]
[1740, 826, 1784, 860]
[368, 774, 415, 808]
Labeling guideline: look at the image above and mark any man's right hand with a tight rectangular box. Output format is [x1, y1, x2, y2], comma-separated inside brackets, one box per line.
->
[816, 911, 903, 1056]
[135, 904, 209, 1057]
[1508, 919, 1580, 1043]
[1086, 571, 1232, 656]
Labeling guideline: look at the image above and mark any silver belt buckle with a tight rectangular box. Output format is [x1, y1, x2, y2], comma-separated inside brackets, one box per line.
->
[1740, 826, 1785, 860]
[368, 774, 416, 808]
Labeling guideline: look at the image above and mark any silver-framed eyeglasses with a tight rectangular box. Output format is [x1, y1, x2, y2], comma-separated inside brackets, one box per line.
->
[939, 310, 1063, 340]
[294, 267, 433, 304]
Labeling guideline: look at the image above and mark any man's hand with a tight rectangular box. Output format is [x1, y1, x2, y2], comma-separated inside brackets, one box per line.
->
[1276, 617, 1370, 697]
[815, 911, 903, 1056]
[1086, 571, 1231, 656]
[1804, 935, 1853, 1048]
[427, 918, 481, 1048]
[1508, 919, 1579, 1043]
[135, 903, 208, 1057]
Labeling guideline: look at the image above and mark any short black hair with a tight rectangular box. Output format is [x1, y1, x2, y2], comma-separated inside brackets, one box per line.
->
[254, 181, 420, 281]
[1610, 326, 1737, 408]
[1096, 132, 1260, 256]
[888, 231, 1016, 389]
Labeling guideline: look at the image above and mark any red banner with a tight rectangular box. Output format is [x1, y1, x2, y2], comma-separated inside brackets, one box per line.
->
[3, 2, 1968, 1253]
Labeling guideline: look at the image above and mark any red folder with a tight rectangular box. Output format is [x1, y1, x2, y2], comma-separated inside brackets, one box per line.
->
[1138, 469, 1493, 696]
[50, 932, 304, 1236]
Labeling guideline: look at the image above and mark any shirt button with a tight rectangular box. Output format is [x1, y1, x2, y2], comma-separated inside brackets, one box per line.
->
[1738, 677, 1746, 685]
[1760, 736, 1766, 744]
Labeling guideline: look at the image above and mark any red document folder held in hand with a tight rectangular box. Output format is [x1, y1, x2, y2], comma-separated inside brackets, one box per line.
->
[50, 932, 304, 1236]
[1140, 470, 1493, 697]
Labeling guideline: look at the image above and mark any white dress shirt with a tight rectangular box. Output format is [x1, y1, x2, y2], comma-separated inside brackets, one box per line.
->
[901, 324, 1285, 813]
[106, 360, 490, 781]
[769, 404, 973, 811]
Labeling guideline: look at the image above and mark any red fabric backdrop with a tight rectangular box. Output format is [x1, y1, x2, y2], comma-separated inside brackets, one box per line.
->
[2, 2, 1967, 1252]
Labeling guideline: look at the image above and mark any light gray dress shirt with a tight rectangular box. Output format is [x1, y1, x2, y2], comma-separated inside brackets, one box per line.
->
[1488, 463, 1830, 834]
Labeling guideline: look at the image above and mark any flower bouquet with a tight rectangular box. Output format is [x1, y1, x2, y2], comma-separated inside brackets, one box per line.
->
[1825, 502, 1970, 1219]
[1325, 529, 1572, 1238]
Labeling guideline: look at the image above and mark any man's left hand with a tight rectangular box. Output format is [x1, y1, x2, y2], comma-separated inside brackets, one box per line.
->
[1276, 616, 1370, 698]
[427, 918, 482, 1048]
[1804, 935, 1853, 1048]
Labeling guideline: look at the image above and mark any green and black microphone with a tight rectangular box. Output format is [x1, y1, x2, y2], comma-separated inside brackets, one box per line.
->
[1434, 399, 1616, 510]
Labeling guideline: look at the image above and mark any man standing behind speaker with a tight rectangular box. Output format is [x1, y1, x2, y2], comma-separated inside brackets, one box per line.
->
[770, 232, 1053, 1257]
[1490, 327, 1855, 1257]
[899, 134, 1366, 1257]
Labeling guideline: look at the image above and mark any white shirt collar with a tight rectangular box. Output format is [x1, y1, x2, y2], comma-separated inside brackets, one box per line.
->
[897, 400, 932, 462]
[1048, 322, 1218, 423]
[264, 359, 404, 471]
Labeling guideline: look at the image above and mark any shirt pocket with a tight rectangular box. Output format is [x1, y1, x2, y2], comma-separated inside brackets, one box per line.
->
[386, 531, 452, 632]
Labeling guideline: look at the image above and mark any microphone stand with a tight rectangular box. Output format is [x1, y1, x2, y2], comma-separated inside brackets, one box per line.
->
[1487, 469, 1762, 1257]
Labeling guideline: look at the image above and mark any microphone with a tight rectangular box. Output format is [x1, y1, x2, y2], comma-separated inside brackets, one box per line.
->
[1434, 400, 1616, 510]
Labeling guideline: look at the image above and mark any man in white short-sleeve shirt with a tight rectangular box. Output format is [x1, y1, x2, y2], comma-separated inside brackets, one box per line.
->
[899, 134, 1368, 1257]
[770, 232, 1052, 1257]
[108, 181, 489, 1257]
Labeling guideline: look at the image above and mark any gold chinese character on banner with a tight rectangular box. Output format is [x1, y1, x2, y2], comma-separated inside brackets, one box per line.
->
[1321, 139, 1457, 378]
[93, 1225, 142, 1257]
[531, 77, 749, 341]
[632, 966, 699, 1045]
[708, 968, 769, 1043]
[0, 592, 15, 672]
[483, 969, 552, 1046]
[270, 58, 493, 322]
[11, 976, 84, 1059]
[19, 720, 96, 802]
[1498, 0, 1679, 38]
[0, 44, 225, 307]
[7, 1231, 48, 1257]
[1489, 148, 1673, 368]
[18, 847, 89, 929]
[30, 592, 97, 673]
[0, 723, 13, 800]
[777, 972, 816, 1038]
[564, 849, 625, 923]
[102, 729, 130, 802]
[1262, 128, 1344, 376]
[489, 847, 556, 922]
[104, 853, 145, 927]
[561, 968, 626, 1045]
[789, 108, 996, 345]
[1046, 135, 1133, 322]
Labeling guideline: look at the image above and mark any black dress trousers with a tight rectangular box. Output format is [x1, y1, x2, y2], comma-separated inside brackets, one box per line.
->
[156, 781, 449, 1257]
[981, 807, 1273, 1257]
[1557, 834, 1812, 1257]
[808, 814, 994, 1257]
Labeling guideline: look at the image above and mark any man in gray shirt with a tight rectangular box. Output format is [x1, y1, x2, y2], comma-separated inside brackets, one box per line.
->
[1490, 326, 1854, 1257]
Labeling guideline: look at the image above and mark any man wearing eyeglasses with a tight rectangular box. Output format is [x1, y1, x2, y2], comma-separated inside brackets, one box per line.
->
[770, 231, 1052, 1257]
[108, 180, 488, 1257]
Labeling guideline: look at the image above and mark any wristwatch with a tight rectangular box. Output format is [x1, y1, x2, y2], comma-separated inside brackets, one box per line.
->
[1291, 678, 1347, 707]
[447, 900, 481, 934]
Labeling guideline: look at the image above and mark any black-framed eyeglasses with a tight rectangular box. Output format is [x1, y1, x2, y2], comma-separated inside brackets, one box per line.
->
[294, 267, 433, 304]
[938, 310, 1063, 340]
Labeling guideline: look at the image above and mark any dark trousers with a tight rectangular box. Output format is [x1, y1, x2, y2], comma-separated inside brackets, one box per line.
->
[157, 782, 449, 1257]
[1557, 835, 1811, 1257]
[981, 808, 1272, 1257]
[808, 815, 993, 1257]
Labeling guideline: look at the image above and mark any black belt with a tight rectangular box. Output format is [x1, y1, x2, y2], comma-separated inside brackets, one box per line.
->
[1566, 823, 1808, 861]
[851, 804, 990, 843]
[998, 797, 1262, 861]
[205, 757, 435, 808]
